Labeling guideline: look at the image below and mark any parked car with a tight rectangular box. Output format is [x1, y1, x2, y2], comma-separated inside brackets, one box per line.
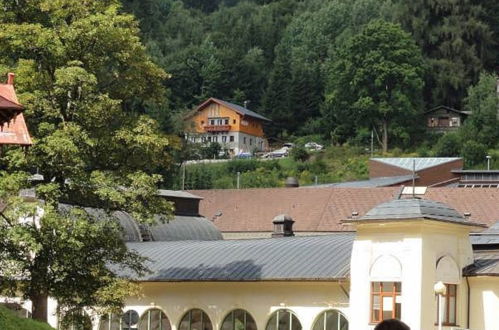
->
[304, 142, 323, 151]
[235, 152, 252, 159]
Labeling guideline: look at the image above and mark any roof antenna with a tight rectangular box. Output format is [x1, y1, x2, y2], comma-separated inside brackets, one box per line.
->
[412, 159, 416, 198]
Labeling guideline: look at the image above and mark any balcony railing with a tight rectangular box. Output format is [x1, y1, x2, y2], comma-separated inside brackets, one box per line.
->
[204, 125, 231, 132]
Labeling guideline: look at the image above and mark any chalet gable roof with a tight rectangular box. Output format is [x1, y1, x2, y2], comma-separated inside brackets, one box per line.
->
[424, 105, 472, 116]
[195, 97, 271, 122]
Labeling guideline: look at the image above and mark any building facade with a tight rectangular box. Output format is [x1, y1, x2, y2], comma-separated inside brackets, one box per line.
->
[185, 98, 270, 155]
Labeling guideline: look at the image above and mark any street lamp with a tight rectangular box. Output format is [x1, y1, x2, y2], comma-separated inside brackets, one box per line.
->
[434, 281, 447, 330]
[486, 155, 492, 171]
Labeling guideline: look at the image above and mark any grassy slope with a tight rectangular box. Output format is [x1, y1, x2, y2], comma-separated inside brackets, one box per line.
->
[0, 306, 54, 330]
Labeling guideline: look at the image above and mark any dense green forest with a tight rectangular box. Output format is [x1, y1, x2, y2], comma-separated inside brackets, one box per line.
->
[122, 0, 499, 156]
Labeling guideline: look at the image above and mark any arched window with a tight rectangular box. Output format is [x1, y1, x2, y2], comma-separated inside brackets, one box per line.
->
[99, 311, 139, 330]
[139, 309, 172, 330]
[221, 309, 257, 330]
[312, 310, 348, 330]
[178, 309, 213, 330]
[99, 314, 121, 330]
[265, 309, 301, 330]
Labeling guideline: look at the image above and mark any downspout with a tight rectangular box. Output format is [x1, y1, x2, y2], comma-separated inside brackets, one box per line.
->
[466, 276, 471, 328]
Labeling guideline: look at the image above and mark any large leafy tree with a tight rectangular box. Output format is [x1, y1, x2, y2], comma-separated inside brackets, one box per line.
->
[0, 0, 177, 324]
[395, 0, 493, 108]
[324, 20, 424, 152]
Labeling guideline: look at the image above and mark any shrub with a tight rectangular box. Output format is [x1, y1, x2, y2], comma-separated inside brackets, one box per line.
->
[226, 159, 258, 174]
[290, 145, 309, 162]
[462, 141, 487, 167]
[433, 133, 462, 157]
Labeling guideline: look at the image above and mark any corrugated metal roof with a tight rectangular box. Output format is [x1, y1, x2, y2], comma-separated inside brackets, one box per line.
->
[121, 234, 354, 281]
[58, 205, 222, 242]
[464, 250, 499, 276]
[157, 190, 203, 200]
[0, 113, 32, 146]
[210, 98, 271, 122]
[371, 157, 461, 171]
[306, 175, 415, 188]
[353, 198, 483, 227]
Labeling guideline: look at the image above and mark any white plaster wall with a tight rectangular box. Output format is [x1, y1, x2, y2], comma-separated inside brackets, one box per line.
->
[93, 282, 350, 330]
[349, 221, 476, 330]
[469, 277, 499, 330]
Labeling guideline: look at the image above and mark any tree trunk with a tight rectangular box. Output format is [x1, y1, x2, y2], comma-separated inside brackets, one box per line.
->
[382, 120, 388, 153]
[31, 293, 48, 323]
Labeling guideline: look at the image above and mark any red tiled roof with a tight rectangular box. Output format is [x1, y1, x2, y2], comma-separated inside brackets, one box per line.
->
[0, 76, 32, 146]
[190, 187, 499, 232]
[0, 83, 23, 125]
[0, 113, 32, 146]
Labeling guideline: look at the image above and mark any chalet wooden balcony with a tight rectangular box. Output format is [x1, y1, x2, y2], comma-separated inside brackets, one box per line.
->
[204, 124, 231, 132]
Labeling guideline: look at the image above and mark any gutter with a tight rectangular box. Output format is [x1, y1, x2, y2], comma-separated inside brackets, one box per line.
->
[466, 276, 470, 328]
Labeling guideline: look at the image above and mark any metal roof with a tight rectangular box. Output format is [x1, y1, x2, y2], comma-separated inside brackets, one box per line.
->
[351, 198, 484, 227]
[306, 175, 415, 188]
[157, 190, 203, 200]
[121, 234, 354, 281]
[470, 221, 499, 245]
[211, 98, 271, 122]
[58, 205, 222, 242]
[464, 250, 499, 276]
[371, 157, 461, 171]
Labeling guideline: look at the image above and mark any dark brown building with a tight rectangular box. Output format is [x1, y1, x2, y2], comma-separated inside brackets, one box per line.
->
[369, 157, 463, 186]
[424, 105, 471, 132]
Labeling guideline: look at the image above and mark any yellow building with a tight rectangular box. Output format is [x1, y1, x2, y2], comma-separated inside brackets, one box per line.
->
[92, 197, 499, 330]
[185, 98, 271, 155]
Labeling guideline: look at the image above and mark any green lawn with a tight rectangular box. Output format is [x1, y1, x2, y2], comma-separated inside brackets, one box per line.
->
[0, 305, 54, 330]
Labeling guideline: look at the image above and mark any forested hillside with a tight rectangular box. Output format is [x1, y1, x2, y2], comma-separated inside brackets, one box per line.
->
[121, 0, 498, 153]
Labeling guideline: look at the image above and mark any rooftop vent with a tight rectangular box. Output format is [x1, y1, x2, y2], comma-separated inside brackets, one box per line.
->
[272, 214, 295, 237]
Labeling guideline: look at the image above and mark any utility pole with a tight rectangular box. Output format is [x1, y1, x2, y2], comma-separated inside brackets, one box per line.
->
[370, 130, 374, 158]
[181, 162, 186, 190]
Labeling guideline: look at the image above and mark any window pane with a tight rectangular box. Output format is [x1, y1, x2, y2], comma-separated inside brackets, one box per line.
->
[373, 282, 381, 293]
[395, 303, 402, 320]
[291, 314, 301, 330]
[372, 295, 380, 321]
[179, 312, 191, 330]
[325, 310, 339, 330]
[448, 296, 456, 324]
[382, 295, 393, 320]
[191, 310, 202, 330]
[266, 314, 277, 330]
[312, 314, 324, 330]
[278, 311, 289, 330]
[221, 313, 233, 330]
[382, 282, 394, 293]
[339, 314, 348, 330]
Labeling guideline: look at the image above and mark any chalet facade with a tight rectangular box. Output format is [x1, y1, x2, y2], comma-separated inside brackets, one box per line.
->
[425, 105, 471, 132]
[185, 98, 270, 155]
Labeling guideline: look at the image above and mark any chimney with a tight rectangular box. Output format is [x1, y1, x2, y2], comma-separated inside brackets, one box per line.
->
[7, 73, 15, 85]
[272, 214, 295, 237]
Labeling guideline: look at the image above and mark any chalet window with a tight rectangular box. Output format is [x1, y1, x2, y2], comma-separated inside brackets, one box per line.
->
[201, 120, 204, 125]
[207, 137, 211, 142]
[243, 137, 247, 144]
[222, 136, 227, 143]
[436, 284, 457, 326]
[210, 120, 215, 125]
[250, 138, 253, 145]
[213, 136, 218, 143]
[233, 119, 236, 124]
[225, 119, 229, 125]
[371, 282, 401, 323]
[230, 136, 234, 142]
[450, 117, 459, 127]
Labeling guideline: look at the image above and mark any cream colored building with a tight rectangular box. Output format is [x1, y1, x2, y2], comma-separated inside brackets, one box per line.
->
[88, 198, 499, 330]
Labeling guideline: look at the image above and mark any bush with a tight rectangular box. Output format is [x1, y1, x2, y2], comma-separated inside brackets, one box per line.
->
[290, 145, 309, 162]
[433, 133, 462, 157]
[0, 306, 54, 330]
[226, 159, 258, 174]
[462, 141, 487, 167]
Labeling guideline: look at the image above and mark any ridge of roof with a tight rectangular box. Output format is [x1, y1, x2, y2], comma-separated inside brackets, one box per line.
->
[371, 157, 462, 171]
[197, 98, 271, 122]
